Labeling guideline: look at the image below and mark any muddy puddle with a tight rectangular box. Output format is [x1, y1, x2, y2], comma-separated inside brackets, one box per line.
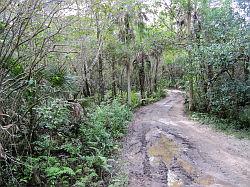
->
[147, 134, 219, 186]
[148, 135, 178, 166]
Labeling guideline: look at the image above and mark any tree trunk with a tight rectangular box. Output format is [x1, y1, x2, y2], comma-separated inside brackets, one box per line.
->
[187, 0, 195, 111]
[126, 60, 131, 105]
[244, 57, 249, 83]
[207, 64, 213, 112]
[120, 67, 125, 99]
[154, 56, 160, 92]
[96, 13, 104, 102]
[84, 62, 91, 97]
[139, 55, 145, 103]
[243, 57, 249, 105]
[112, 59, 117, 98]
[98, 54, 104, 101]
[200, 63, 208, 111]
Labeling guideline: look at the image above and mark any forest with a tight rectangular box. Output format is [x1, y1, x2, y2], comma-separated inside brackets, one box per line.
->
[0, 0, 249, 186]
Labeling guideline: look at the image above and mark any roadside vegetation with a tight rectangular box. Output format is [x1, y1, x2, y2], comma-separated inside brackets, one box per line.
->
[0, 0, 249, 186]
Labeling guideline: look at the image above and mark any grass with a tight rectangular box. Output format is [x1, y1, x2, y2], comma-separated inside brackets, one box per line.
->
[190, 112, 250, 139]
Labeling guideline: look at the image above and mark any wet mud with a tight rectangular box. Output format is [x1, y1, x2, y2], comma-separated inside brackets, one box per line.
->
[122, 90, 250, 187]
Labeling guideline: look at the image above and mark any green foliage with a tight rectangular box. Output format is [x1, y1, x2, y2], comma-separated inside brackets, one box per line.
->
[239, 106, 250, 128]
[79, 97, 97, 108]
[0, 21, 4, 32]
[45, 166, 75, 179]
[46, 67, 67, 87]
[0, 99, 132, 186]
[147, 79, 167, 103]
[180, 0, 249, 129]
[148, 89, 166, 102]
[90, 100, 132, 140]
[37, 99, 70, 130]
[23, 78, 38, 103]
[80, 121, 114, 155]
[131, 91, 141, 108]
[2, 58, 24, 76]
[42, 65, 79, 97]
[208, 80, 247, 118]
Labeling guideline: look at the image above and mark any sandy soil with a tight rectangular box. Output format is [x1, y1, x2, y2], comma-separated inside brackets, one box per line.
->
[121, 90, 250, 187]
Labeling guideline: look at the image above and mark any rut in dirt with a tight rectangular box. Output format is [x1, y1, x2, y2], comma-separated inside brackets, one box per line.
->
[122, 90, 250, 187]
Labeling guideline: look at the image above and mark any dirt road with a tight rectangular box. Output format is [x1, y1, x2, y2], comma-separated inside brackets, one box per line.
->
[122, 90, 250, 187]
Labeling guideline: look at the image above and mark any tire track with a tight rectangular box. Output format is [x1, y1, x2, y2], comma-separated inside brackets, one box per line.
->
[122, 90, 250, 187]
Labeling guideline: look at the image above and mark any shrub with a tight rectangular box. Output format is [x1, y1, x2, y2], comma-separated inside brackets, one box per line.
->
[131, 91, 141, 108]
[37, 99, 71, 131]
[0, 99, 132, 186]
[89, 100, 132, 140]
[239, 106, 250, 128]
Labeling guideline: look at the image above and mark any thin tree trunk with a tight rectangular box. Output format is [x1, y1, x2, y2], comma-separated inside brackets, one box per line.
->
[139, 55, 145, 103]
[244, 57, 249, 105]
[154, 56, 159, 92]
[126, 60, 131, 105]
[112, 59, 116, 98]
[244, 57, 249, 83]
[84, 62, 91, 97]
[120, 67, 125, 99]
[98, 54, 104, 101]
[207, 64, 213, 112]
[200, 63, 208, 111]
[187, 0, 195, 111]
[95, 13, 104, 102]
[148, 72, 152, 95]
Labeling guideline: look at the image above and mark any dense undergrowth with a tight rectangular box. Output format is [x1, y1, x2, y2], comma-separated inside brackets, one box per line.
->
[0, 99, 132, 186]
